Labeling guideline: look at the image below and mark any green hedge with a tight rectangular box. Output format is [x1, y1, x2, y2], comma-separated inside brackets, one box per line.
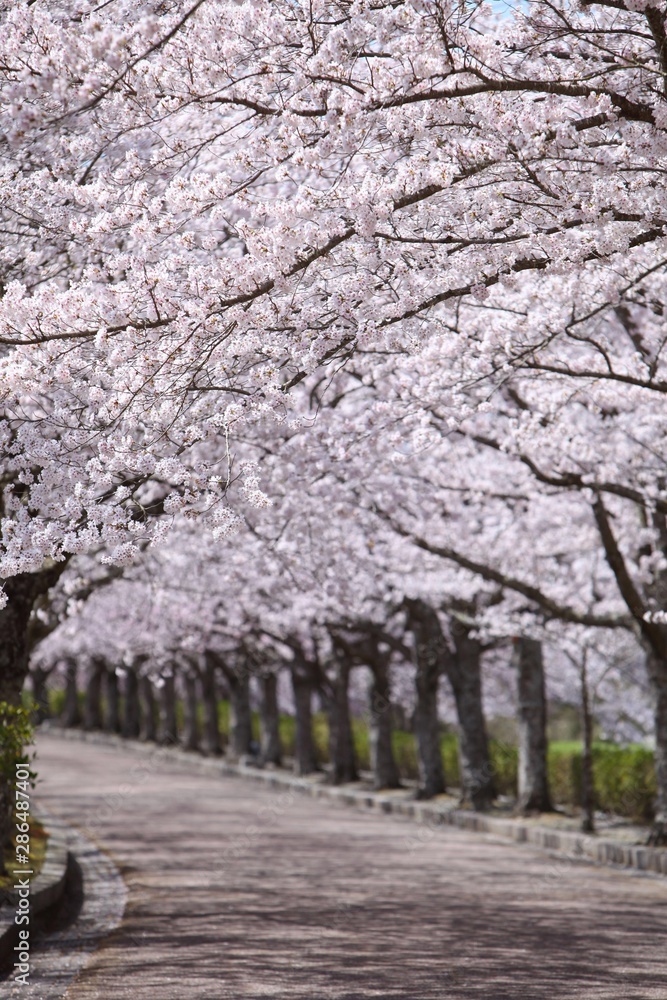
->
[276, 713, 655, 819]
[547, 742, 655, 822]
[44, 689, 656, 818]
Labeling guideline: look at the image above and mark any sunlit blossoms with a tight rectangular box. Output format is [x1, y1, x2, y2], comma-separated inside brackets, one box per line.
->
[2, 0, 667, 837]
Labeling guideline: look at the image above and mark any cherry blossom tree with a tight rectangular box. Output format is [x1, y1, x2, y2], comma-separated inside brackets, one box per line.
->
[4, 0, 667, 842]
[1, 0, 665, 585]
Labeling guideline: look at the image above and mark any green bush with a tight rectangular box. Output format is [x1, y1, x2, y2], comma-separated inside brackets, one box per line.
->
[594, 744, 656, 820]
[0, 702, 36, 864]
[391, 729, 419, 779]
[489, 740, 519, 797]
[48, 688, 66, 718]
[0, 702, 35, 784]
[278, 712, 296, 757]
[274, 710, 654, 819]
[547, 742, 655, 822]
[277, 710, 329, 765]
[441, 732, 460, 786]
[46, 682, 656, 818]
[352, 718, 370, 769]
[216, 698, 230, 737]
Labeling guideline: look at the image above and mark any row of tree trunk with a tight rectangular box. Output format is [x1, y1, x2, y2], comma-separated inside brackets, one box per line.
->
[50, 658, 265, 758]
[5, 545, 667, 843]
[45, 609, 554, 817]
[33, 616, 551, 812]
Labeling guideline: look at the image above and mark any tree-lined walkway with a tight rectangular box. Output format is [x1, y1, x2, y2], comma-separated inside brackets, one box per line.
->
[31, 734, 667, 999]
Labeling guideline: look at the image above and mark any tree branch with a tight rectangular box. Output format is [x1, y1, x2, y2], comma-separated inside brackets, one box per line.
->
[375, 507, 631, 629]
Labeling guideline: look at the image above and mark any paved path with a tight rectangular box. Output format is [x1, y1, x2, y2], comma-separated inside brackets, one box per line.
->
[28, 734, 667, 999]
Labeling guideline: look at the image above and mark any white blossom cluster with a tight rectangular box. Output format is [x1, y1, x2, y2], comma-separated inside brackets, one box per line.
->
[2, 1, 667, 754]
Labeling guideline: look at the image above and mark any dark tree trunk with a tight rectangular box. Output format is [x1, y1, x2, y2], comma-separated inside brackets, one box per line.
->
[404, 599, 447, 799]
[514, 638, 552, 815]
[445, 620, 495, 811]
[413, 679, 446, 799]
[324, 658, 358, 785]
[139, 675, 157, 742]
[61, 660, 81, 728]
[159, 673, 178, 745]
[0, 566, 64, 867]
[83, 661, 104, 731]
[259, 672, 282, 766]
[391, 702, 408, 732]
[0, 570, 60, 706]
[368, 660, 400, 790]
[105, 669, 121, 733]
[201, 656, 222, 756]
[647, 650, 667, 845]
[228, 668, 253, 759]
[290, 665, 318, 775]
[30, 666, 52, 724]
[591, 498, 667, 844]
[580, 654, 595, 833]
[122, 669, 141, 739]
[182, 673, 200, 751]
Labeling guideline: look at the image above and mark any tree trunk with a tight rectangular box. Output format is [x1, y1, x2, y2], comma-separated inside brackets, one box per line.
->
[514, 638, 553, 814]
[0, 572, 54, 706]
[405, 600, 447, 798]
[324, 659, 358, 785]
[0, 566, 64, 869]
[580, 653, 595, 833]
[105, 668, 121, 733]
[30, 667, 51, 724]
[228, 669, 253, 759]
[83, 661, 104, 731]
[413, 679, 445, 798]
[122, 669, 141, 739]
[290, 666, 318, 775]
[61, 659, 81, 728]
[201, 656, 222, 756]
[445, 622, 495, 810]
[647, 651, 667, 845]
[139, 675, 157, 742]
[591, 497, 667, 843]
[259, 672, 282, 766]
[159, 673, 178, 745]
[368, 661, 400, 790]
[0, 561, 66, 868]
[182, 673, 200, 751]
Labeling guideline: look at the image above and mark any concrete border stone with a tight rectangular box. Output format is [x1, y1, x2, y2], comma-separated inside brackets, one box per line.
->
[0, 814, 69, 965]
[1, 817, 127, 999]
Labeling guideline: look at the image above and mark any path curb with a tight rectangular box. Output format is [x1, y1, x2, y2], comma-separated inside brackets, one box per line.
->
[41, 726, 667, 878]
[0, 815, 69, 966]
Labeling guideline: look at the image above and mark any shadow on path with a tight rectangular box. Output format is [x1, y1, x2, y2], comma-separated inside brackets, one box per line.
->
[31, 734, 667, 1000]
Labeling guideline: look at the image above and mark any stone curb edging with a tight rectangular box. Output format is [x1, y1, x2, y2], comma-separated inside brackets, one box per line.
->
[0, 813, 70, 966]
[40, 726, 667, 879]
[2, 819, 127, 1000]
